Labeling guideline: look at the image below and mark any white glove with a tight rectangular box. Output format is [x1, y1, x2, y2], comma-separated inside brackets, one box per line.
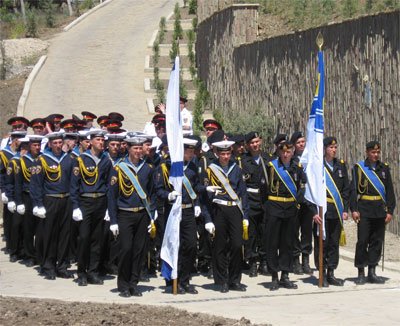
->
[194, 206, 201, 217]
[110, 224, 119, 237]
[72, 208, 83, 222]
[168, 190, 180, 201]
[243, 219, 249, 227]
[35, 206, 46, 219]
[153, 210, 158, 221]
[104, 210, 110, 222]
[16, 204, 26, 215]
[1, 192, 8, 204]
[206, 186, 222, 193]
[205, 222, 215, 235]
[7, 201, 16, 213]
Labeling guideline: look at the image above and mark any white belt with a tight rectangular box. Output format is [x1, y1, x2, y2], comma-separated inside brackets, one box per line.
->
[247, 188, 259, 194]
[213, 199, 237, 206]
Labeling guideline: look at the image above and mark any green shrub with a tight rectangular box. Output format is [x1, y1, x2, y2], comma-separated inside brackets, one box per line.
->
[173, 17, 183, 40]
[188, 0, 197, 14]
[221, 107, 274, 142]
[169, 38, 179, 61]
[342, 0, 358, 18]
[10, 20, 26, 38]
[80, 0, 94, 10]
[25, 10, 38, 38]
[174, 3, 181, 19]
[192, 17, 198, 30]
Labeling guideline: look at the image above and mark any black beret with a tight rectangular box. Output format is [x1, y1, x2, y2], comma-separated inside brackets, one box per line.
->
[366, 140, 380, 150]
[278, 141, 294, 151]
[290, 131, 304, 144]
[245, 131, 261, 143]
[323, 136, 337, 147]
[273, 133, 288, 145]
[231, 134, 245, 144]
[207, 129, 225, 144]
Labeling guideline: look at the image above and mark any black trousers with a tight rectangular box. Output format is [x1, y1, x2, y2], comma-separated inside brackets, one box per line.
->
[99, 220, 119, 271]
[9, 211, 23, 257]
[355, 217, 385, 268]
[212, 204, 243, 285]
[265, 201, 297, 273]
[313, 218, 341, 270]
[117, 210, 148, 292]
[77, 196, 107, 277]
[3, 203, 12, 249]
[196, 213, 213, 270]
[22, 192, 38, 260]
[293, 203, 313, 257]
[178, 208, 197, 286]
[244, 207, 266, 262]
[37, 196, 71, 275]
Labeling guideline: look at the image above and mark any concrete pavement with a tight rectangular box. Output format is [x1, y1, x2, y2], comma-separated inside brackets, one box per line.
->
[23, 0, 177, 131]
[1, 239, 399, 325]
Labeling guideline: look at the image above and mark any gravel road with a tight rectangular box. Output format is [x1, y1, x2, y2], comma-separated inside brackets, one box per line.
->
[24, 0, 176, 130]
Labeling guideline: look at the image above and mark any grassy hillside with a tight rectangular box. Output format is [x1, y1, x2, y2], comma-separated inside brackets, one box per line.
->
[240, 0, 400, 37]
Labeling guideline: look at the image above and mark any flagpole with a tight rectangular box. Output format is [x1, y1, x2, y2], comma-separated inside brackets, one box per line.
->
[316, 32, 324, 289]
[318, 206, 324, 288]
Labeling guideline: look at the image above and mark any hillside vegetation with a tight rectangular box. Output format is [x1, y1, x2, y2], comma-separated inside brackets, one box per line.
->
[240, 0, 400, 38]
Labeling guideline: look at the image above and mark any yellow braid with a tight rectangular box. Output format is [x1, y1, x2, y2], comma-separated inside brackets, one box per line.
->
[0, 151, 9, 168]
[77, 156, 98, 186]
[20, 158, 31, 182]
[207, 169, 227, 195]
[118, 168, 135, 197]
[39, 156, 61, 182]
[357, 167, 368, 194]
[161, 163, 173, 191]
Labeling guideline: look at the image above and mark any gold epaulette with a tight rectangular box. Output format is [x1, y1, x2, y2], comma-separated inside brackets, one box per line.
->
[384, 162, 389, 166]
[340, 159, 345, 164]
[298, 162, 302, 168]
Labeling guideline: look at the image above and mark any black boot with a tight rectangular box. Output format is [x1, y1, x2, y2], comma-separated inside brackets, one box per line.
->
[270, 272, 279, 291]
[319, 270, 329, 287]
[327, 268, 344, 286]
[355, 268, 366, 285]
[293, 256, 303, 274]
[280, 271, 298, 289]
[367, 266, 385, 284]
[249, 260, 258, 278]
[302, 255, 313, 275]
[258, 261, 270, 276]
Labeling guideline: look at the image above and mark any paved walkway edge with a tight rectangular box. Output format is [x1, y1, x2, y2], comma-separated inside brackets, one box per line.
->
[17, 55, 47, 116]
[63, 0, 115, 32]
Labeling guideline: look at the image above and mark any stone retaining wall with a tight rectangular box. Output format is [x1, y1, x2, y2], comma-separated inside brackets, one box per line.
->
[196, 6, 400, 233]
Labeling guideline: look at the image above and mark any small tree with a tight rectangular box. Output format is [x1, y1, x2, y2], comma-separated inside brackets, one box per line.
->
[25, 10, 38, 38]
[188, 0, 197, 15]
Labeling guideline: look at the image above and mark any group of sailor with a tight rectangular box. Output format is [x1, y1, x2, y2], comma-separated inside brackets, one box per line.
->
[0, 106, 395, 297]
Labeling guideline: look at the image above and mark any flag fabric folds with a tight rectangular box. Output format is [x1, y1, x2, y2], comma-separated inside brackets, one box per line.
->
[160, 56, 183, 280]
[300, 51, 327, 237]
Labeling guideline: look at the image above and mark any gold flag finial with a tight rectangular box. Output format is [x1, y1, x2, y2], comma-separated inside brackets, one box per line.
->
[316, 32, 324, 50]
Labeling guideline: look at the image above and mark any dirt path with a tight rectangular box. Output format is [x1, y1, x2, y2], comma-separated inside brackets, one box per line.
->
[24, 0, 176, 130]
